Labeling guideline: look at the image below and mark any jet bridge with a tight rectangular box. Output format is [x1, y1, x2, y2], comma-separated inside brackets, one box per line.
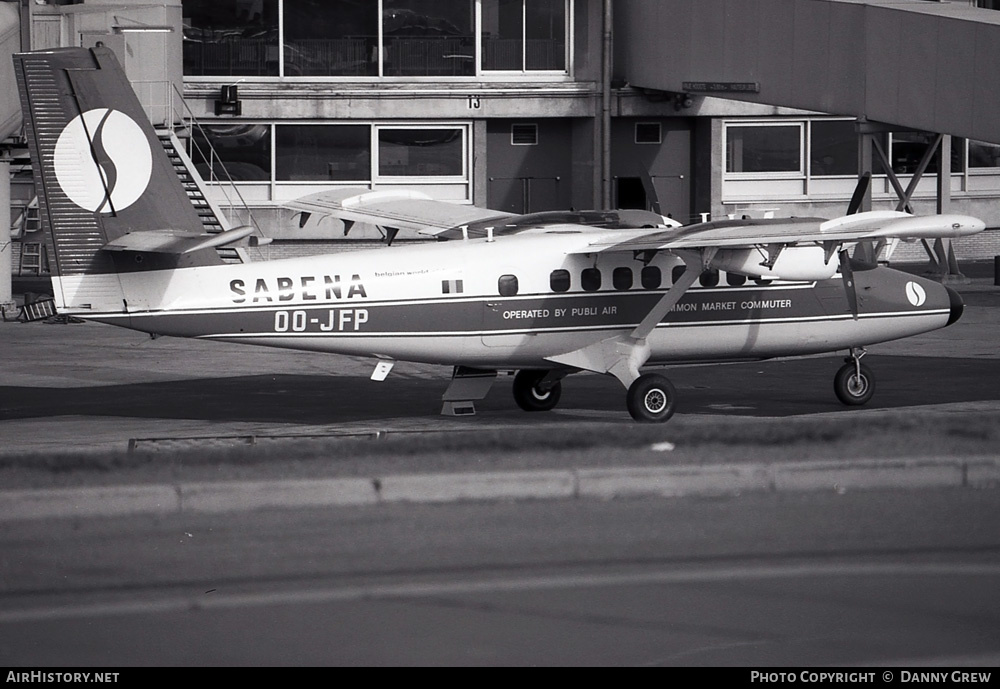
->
[619, 0, 1000, 145]
[618, 0, 1000, 278]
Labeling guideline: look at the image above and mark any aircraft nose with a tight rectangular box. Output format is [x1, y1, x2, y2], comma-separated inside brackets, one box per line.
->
[945, 286, 964, 326]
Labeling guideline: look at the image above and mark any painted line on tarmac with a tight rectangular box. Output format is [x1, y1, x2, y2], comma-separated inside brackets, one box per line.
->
[2, 561, 999, 624]
[0, 456, 997, 522]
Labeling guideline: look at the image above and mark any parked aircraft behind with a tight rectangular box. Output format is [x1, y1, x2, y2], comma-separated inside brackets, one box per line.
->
[13, 47, 986, 422]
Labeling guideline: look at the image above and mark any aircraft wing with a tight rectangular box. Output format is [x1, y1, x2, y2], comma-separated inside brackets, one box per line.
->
[571, 210, 986, 254]
[286, 188, 515, 236]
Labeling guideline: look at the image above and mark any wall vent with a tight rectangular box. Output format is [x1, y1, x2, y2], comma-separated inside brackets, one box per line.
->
[511, 123, 538, 145]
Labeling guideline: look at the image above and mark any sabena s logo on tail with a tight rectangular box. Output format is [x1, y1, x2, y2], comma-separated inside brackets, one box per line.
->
[54, 108, 152, 213]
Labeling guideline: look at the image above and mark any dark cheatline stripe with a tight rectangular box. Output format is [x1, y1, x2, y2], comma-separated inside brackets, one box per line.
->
[83, 284, 947, 342]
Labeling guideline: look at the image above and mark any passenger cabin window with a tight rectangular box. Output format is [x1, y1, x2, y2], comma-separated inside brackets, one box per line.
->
[581, 268, 602, 292]
[612, 267, 633, 291]
[498, 274, 519, 296]
[726, 272, 747, 286]
[641, 266, 661, 289]
[699, 270, 720, 288]
[672, 266, 686, 284]
[550, 269, 571, 292]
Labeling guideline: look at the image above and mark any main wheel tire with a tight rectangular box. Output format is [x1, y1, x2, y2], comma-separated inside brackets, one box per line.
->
[626, 373, 677, 423]
[834, 362, 875, 406]
[512, 370, 562, 412]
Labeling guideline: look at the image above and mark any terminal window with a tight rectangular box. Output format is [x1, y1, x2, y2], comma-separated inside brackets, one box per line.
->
[726, 123, 802, 174]
[183, 0, 570, 77]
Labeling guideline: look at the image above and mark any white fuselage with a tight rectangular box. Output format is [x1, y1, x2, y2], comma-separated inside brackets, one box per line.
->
[52, 230, 957, 369]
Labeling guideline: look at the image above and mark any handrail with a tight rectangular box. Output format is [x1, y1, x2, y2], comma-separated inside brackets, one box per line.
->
[166, 82, 267, 254]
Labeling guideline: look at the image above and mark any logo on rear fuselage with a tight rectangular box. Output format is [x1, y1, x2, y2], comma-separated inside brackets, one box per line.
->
[905, 281, 927, 307]
[230, 274, 368, 303]
[54, 108, 152, 213]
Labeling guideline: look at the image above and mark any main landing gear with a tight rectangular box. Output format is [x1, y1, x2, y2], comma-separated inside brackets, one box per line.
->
[511, 369, 677, 423]
[532, 251, 704, 423]
[626, 373, 677, 423]
[834, 347, 875, 406]
[512, 370, 563, 412]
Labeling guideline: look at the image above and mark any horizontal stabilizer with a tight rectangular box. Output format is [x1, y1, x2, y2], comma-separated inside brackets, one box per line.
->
[102, 225, 254, 254]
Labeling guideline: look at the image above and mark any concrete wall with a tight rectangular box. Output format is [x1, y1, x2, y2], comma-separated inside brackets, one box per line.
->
[28, 0, 185, 127]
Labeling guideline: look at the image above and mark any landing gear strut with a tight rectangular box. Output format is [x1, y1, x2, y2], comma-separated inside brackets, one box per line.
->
[542, 250, 708, 424]
[834, 347, 875, 406]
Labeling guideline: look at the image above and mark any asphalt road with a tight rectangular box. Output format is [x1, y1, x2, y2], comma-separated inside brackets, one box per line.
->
[0, 487, 997, 666]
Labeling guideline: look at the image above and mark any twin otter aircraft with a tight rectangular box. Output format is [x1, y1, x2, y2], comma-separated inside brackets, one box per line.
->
[15, 47, 986, 422]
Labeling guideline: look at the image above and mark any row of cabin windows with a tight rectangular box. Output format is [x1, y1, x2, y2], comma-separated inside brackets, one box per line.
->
[496, 267, 769, 297]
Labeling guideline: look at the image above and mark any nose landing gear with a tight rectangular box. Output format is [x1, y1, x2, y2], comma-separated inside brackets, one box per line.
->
[834, 347, 875, 406]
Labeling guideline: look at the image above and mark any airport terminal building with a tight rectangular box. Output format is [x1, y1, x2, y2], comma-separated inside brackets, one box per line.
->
[4, 0, 1000, 274]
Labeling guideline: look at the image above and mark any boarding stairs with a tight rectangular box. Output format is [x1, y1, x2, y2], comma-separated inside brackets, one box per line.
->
[157, 130, 248, 264]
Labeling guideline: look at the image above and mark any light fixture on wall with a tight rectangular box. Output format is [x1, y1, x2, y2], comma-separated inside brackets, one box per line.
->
[215, 82, 243, 116]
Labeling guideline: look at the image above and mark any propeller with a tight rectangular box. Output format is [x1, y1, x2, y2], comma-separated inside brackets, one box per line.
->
[846, 171, 872, 215]
[839, 171, 871, 320]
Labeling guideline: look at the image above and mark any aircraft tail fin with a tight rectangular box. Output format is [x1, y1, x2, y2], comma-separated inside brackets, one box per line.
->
[13, 47, 221, 313]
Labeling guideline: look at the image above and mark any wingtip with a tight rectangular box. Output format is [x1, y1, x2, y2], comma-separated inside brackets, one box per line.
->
[941, 215, 987, 236]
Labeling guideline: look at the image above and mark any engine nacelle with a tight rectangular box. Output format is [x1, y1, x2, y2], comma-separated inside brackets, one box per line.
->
[709, 245, 837, 281]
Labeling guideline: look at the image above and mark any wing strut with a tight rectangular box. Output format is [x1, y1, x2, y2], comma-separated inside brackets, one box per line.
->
[546, 249, 712, 387]
[631, 249, 710, 340]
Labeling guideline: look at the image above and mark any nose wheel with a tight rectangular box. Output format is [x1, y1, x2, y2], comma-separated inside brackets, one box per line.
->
[834, 348, 875, 406]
